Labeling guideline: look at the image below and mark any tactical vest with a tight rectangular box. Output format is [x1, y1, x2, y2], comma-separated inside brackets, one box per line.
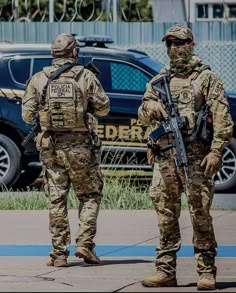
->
[161, 64, 210, 135]
[38, 65, 88, 131]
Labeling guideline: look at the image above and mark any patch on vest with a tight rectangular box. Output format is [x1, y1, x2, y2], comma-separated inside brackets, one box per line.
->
[49, 83, 73, 98]
[212, 80, 223, 96]
[179, 90, 192, 104]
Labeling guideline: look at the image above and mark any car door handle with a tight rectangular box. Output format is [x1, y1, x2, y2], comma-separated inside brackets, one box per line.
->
[7, 98, 21, 105]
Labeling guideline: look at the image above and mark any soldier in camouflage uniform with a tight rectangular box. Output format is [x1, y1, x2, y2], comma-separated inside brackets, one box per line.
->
[22, 33, 110, 267]
[138, 24, 233, 290]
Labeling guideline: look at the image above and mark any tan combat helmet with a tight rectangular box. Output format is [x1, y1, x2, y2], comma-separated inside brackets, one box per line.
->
[51, 33, 78, 57]
[162, 24, 193, 42]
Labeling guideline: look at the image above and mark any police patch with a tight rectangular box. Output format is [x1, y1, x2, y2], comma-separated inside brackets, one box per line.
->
[179, 90, 192, 103]
[212, 80, 223, 95]
[49, 83, 73, 98]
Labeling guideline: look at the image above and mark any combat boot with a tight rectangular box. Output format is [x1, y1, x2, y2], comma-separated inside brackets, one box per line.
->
[46, 258, 68, 267]
[75, 247, 100, 264]
[197, 273, 216, 290]
[142, 269, 177, 287]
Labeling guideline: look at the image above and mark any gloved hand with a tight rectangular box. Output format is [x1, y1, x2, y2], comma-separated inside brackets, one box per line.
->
[200, 150, 222, 177]
[144, 100, 168, 121]
[147, 147, 155, 166]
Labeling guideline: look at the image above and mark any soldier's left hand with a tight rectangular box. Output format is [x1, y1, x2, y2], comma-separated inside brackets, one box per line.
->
[200, 151, 222, 177]
[147, 148, 155, 166]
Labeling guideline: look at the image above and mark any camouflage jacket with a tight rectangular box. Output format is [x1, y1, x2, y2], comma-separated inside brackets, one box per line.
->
[138, 56, 234, 153]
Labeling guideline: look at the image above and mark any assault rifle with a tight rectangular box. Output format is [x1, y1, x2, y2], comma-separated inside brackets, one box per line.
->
[149, 74, 190, 182]
[22, 114, 40, 147]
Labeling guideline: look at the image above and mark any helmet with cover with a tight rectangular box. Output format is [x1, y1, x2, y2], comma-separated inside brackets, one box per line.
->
[51, 33, 78, 57]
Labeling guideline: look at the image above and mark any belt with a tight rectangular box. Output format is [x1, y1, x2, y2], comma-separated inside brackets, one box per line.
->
[41, 127, 88, 132]
[52, 132, 91, 144]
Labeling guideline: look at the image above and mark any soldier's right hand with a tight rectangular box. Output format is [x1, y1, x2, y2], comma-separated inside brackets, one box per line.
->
[144, 100, 168, 121]
[200, 150, 222, 177]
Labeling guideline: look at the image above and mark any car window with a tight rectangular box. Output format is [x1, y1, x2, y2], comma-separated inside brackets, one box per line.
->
[32, 58, 52, 75]
[93, 59, 150, 94]
[140, 56, 163, 74]
[92, 59, 111, 91]
[9, 58, 31, 85]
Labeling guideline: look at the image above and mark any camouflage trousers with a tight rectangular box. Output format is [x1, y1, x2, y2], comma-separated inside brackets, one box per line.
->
[39, 133, 103, 260]
[149, 142, 217, 276]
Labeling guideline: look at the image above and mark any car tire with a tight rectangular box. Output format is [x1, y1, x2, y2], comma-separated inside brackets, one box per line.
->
[0, 134, 22, 189]
[12, 165, 42, 191]
[214, 138, 236, 193]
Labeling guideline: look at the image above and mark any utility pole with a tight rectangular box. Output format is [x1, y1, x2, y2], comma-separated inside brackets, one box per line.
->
[187, 0, 191, 28]
[13, 0, 19, 21]
[49, 0, 54, 22]
[112, 0, 117, 22]
[112, 0, 121, 22]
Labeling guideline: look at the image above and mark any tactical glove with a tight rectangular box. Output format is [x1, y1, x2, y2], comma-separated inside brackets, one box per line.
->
[200, 150, 222, 177]
[147, 147, 155, 166]
[36, 131, 54, 149]
[144, 100, 168, 121]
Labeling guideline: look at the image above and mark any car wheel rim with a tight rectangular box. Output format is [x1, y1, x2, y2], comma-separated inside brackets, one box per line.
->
[0, 145, 10, 180]
[214, 146, 236, 186]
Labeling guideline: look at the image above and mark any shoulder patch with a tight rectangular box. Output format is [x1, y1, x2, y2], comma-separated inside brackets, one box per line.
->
[211, 79, 223, 96]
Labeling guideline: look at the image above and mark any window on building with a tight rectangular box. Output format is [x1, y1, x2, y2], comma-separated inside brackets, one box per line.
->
[229, 4, 236, 18]
[197, 4, 208, 18]
[213, 4, 224, 18]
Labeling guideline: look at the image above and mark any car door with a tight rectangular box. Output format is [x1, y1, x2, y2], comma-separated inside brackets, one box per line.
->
[91, 58, 153, 145]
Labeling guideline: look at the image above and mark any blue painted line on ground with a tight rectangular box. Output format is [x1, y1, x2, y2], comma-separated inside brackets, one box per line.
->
[0, 245, 235, 257]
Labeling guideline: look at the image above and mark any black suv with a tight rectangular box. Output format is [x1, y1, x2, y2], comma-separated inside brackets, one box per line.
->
[0, 36, 236, 192]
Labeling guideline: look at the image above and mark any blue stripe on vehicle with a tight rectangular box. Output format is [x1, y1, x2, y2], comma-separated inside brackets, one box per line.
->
[0, 245, 235, 257]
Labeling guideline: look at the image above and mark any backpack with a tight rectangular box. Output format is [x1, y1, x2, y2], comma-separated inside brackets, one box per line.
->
[39, 64, 88, 131]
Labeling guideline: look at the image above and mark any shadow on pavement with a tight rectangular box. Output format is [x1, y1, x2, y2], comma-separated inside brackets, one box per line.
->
[68, 259, 153, 267]
[180, 282, 236, 290]
[217, 282, 236, 290]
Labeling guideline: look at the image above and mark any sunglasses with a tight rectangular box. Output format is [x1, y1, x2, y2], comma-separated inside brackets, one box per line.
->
[166, 38, 192, 48]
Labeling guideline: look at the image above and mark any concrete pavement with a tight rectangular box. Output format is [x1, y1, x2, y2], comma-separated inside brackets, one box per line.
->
[0, 209, 235, 292]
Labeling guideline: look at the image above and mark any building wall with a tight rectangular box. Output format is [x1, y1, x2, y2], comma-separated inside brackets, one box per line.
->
[187, 0, 236, 23]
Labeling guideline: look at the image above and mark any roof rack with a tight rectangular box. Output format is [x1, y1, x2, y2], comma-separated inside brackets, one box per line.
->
[72, 34, 113, 48]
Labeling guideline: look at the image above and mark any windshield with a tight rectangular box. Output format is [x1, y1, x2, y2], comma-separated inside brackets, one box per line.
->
[140, 56, 164, 75]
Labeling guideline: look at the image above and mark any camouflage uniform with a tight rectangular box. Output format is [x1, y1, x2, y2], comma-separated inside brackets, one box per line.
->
[22, 33, 110, 265]
[138, 25, 233, 287]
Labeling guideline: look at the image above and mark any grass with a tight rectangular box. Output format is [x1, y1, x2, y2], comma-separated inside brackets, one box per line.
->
[0, 139, 160, 210]
[0, 177, 190, 210]
[0, 178, 154, 210]
[101, 177, 153, 209]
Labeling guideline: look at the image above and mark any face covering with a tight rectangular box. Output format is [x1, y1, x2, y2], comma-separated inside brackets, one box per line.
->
[167, 44, 194, 68]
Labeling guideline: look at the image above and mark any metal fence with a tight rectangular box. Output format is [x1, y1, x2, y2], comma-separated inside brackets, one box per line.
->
[0, 0, 153, 22]
[1, 21, 236, 43]
[121, 41, 236, 91]
[0, 21, 236, 90]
